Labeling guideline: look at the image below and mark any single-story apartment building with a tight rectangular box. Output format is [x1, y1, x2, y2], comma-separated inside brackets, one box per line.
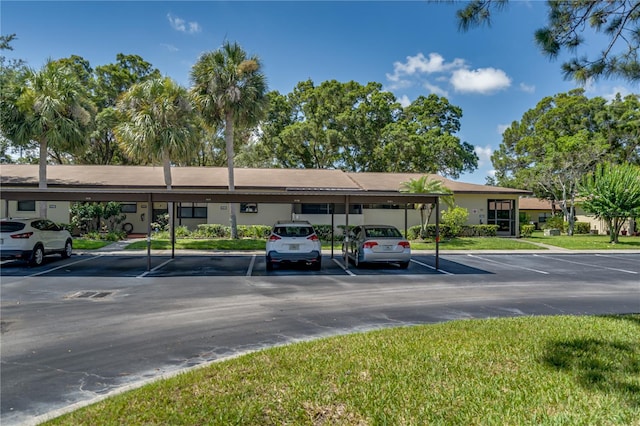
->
[519, 196, 636, 235]
[1, 165, 532, 237]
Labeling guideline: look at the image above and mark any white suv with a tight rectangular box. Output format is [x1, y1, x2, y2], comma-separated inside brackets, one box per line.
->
[0, 218, 73, 266]
[265, 220, 322, 271]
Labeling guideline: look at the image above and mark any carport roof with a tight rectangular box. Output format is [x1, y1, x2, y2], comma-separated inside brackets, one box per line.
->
[0, 165, 530, 195]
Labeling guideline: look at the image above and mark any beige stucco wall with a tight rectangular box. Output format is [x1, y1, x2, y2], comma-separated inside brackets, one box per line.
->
[2, 200, 71, 224]
[2, 194, 526, 236]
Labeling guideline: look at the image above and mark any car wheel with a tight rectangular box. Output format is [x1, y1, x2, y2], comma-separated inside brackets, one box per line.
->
[266, 257, 273, 271]
[30, 245, 44, 266]
[61, 239, 72, 258]
[312, 259, 322, 271]
[398, 261, 410, 269]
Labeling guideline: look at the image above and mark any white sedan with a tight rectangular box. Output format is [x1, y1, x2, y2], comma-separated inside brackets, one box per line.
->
[343, 225, 411, 268]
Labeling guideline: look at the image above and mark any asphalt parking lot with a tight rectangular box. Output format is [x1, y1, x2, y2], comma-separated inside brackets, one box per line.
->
[1, 251, 639, 425]
[1, 250, 639, 278]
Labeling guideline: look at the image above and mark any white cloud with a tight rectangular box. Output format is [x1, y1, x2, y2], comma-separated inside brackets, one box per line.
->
[386, 53, 465, 82]
[519, 82, 535, 93]
[386, 52, 512, 98]
[451, 67, 511, 94]
[487, 169, 496, 178]
[167, 13, 201, 34]
[497, 124, 509, 135]
[397, 95, 411, 107]
[161, 43, 179, 52]
[603, 86, 632, 101]
[423, 82, 449, 97]
[474, 145, 493, 167]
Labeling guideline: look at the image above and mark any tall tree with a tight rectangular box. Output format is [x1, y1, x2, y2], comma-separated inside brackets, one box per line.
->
[251, 82, 477, 177]
[115, 77, 198, 186]
[190, 41, 268, 238]
[491, 89, 609, 235]
[2, 59, 94, 217]
[86, 54, 162, 165]
[579, 163, 640, 243]
[0, 34, 28, 164]
[457, 0, 640, 83]
[115, 77, 199, 236]
[400, 176, 454, 238]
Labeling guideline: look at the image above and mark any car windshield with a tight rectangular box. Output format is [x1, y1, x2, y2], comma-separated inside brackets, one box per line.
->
[0, 222, 26, 233]
[365, 227, 402, 238]
[274, 226, 313, 237]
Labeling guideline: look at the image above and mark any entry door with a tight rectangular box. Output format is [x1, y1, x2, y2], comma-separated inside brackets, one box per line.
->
[488, 200, 515, 236]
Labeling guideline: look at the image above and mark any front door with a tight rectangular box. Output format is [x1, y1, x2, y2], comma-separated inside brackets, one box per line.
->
[488, 200, 515, 236]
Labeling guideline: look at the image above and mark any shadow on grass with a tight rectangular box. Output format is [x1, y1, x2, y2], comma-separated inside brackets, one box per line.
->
[542, 333, 640, 407]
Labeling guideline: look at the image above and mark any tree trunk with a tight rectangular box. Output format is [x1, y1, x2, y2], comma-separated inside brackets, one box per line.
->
[225, 110, 238, 239]
[38, 138, 48, 218]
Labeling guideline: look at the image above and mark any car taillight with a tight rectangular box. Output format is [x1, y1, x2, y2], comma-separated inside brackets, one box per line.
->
[11, 232, 34, 239]
[399, 241, 411, 248]
[307, 234, 319, 241]
[363, 241, 378, 249]
[268, 235, 281, 241]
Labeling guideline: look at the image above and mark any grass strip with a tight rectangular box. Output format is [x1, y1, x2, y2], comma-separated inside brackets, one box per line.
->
[46, 315, 640, 425]
[525, 234, 640, 250]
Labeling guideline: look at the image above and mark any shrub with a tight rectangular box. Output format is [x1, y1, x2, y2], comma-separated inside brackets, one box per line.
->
[237, 225, 271, 239]
[193, 224, 230, 238]
[520, 224, 535, 237]
[574, 222, 591, 234]
[84, 231, 126, 241]
[175, 225, 191, 238]
[441, 206, 469, 237]
[543, 215, 566, 232]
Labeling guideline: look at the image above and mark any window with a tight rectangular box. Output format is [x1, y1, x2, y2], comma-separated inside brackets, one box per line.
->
[240, 203, 258, 213]
[295, 204, 363, 214]
[121, 203, 137, 213]
[178, 203, 207, 219]
[17, 200, 36, 211]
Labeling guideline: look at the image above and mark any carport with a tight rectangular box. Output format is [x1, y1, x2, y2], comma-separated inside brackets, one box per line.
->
[0, 187, 444, 271]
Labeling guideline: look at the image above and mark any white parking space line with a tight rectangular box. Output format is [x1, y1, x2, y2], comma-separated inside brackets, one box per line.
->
[467, 254, 550, 275]
[246, 255, 256, 276]
[595, 253, 640, 264]
[534, 254, 638, 274]
[138, 258, 174, 278]
[332, 257, 356, 276]
[28, 255, 104, 277]
[410, 259, 453, 275]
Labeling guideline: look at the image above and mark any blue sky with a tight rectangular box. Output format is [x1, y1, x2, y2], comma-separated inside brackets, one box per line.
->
[2, 1, 636, 184]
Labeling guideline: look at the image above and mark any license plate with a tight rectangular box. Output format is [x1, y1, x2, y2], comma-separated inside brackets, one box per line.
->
[382, 245, 392, 251]
[289, 244, 299, 250]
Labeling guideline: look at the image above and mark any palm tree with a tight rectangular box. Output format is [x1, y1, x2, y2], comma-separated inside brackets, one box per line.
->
[115, 77, 199, 234]
[400, 176, 455, 238]
[190, 41, 268, 238]
[3, 59, 94, 217]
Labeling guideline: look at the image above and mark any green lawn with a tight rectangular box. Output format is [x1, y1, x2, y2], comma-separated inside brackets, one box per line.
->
[525, 233, 640, 250]
[72, 239, 113, 250]
[123, 237, 548, 251]
[93, 233, 640, 252]
[45, 315, 640, 425]
[410, 237, 544, 250]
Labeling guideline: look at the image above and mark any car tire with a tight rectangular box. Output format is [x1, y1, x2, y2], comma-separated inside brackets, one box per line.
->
[61, 239, 72, 258]
[30, 245, 44, 266]
[266, 257, 273, 271]
[398, 261, 410, 269]
[312, 259, 322, 271]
